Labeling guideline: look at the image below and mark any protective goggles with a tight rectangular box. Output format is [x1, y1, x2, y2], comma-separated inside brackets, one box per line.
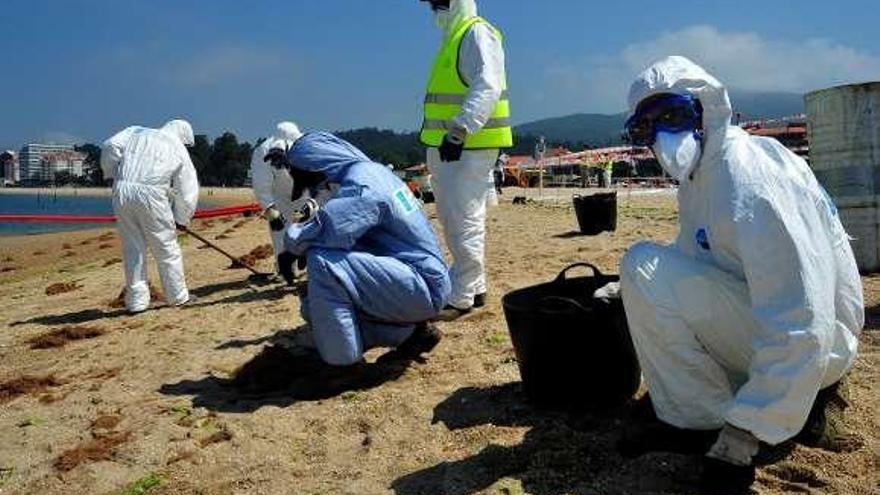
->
[421, 0, 451, 11]
[624, 93, 703, 146]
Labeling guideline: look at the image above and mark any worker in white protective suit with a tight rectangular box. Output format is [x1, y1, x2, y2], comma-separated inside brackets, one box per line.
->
[419, 0, 513, 321]
[616, 56, 863, 490]
[250, 122, 304, 269]
[101, 120, 200, 313]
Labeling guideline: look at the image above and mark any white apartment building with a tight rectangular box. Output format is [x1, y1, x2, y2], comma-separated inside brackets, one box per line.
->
[18, 144, 86, 184]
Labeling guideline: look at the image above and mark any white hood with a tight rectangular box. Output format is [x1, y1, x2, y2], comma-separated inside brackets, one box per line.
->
[160, 119, 195, 147]
[627, 56, 733, 163]
[435, 0, 478, 35]
[275, 121, 303, 149]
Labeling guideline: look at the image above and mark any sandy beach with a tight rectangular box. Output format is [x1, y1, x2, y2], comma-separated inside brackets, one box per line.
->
[0, 187, 256, 202]
[0, 193, 877, 494]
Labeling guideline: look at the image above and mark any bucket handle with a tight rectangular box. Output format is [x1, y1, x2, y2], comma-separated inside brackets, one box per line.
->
[539, 296, 591, 314]
[555, 263, 603, 283]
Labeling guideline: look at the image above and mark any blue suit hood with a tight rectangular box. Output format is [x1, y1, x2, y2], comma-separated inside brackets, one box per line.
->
[288, 132, 371, 183]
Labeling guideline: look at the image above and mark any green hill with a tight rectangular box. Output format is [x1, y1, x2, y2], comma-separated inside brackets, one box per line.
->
[513, 91, 805, 147]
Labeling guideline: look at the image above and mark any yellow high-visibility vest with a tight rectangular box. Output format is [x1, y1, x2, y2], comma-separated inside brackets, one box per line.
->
[420, 16, 513, 149]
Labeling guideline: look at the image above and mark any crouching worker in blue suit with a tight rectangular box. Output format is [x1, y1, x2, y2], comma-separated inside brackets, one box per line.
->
[265, 132, 452, 367]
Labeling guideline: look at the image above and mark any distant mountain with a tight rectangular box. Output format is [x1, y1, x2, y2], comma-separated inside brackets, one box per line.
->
[515, 113, 628, 147]
[513, 91, 805, 147]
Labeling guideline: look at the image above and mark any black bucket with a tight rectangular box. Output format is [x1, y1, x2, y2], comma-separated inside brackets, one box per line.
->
[573, 193, 617, 235]
[501, 263, 641, 410]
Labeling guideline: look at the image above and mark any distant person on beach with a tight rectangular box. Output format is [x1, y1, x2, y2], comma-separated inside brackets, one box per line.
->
[493, 153, 508, 195]
[603, 158, 614, 188]
[616, 56, 863, 491]
[101, 120, 199, 313]
[250, 122, 304, 275]
[264, 132, 451, 367]
[419, 0, 513, 321]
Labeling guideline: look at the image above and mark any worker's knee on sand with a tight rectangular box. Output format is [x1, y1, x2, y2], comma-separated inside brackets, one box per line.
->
[314, 337, 363, 367]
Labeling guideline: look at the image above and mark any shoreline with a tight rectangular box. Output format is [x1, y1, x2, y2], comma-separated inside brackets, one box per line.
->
[0, 186, 255, 202]
[0, 187, 257, 240]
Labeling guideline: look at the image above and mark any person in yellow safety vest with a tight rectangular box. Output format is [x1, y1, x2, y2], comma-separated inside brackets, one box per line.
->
[604, 159, 614, 189]
[419, 0, 513, 321]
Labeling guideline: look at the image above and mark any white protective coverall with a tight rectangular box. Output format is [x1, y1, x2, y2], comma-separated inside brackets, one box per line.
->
[427, 0, 506, 309]
[250, 122, 304, 259]
[620, 56, 863, 445]
[101, 120, 199, 312]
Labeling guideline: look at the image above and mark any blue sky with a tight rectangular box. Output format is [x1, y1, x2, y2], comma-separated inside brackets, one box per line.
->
[2, 0, 877, 147]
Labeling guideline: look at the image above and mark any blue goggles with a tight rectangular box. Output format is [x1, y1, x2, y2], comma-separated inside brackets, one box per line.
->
[624, 93, 703, 146]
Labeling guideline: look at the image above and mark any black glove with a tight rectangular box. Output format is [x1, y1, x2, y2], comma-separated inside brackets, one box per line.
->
[438, 133, 465, 162]
[264, 207, 287, 231]
[264, 147, 290, 170]
[278, 252, 296, 286]
[278, 252, 308, 286]
[296, 199, 319, 224]
[269, 215, 286, 232]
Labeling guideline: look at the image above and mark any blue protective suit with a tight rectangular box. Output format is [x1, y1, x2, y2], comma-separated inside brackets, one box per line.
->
[284, 132, 451, 366]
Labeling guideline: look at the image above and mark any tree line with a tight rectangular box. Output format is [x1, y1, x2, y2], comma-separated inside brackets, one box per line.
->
[61, 128, 644, 188]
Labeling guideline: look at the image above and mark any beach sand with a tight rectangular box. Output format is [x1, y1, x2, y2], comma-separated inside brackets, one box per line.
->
[0, 191, 877, 494]
[0, 187, 255, 200]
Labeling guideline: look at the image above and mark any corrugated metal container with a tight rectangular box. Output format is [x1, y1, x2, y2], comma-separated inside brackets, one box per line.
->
[806, 82, 880, 272]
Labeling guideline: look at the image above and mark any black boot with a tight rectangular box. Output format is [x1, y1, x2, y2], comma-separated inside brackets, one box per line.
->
[618, 419, 720, 458]
[700, 457, 756, 495]
[433, 305, 473, 322]
[473, 292, 487, 308]
[795, 378, 862, 452]
[377, 322, 442, 364]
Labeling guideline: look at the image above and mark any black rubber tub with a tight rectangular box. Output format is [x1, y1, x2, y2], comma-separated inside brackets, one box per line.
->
[502, 263, 640, 410]
[573, 192, 617, 235]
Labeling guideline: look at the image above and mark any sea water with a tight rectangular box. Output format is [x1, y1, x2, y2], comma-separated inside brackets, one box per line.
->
[0, 190, 219, 236]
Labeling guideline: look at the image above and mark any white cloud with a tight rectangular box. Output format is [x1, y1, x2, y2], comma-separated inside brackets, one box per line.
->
[167, 45, 288, 87]
[536, 25, 880, 115]
[40, 131, 85, 145]
[102, 42, 299, 89]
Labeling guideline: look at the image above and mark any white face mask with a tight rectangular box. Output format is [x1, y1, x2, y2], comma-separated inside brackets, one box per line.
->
[652, 130, 702, 181]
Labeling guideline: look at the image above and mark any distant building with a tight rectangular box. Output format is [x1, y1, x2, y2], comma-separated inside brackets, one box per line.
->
[741, 114, 809, 159]
[18, 144, 87, 185]
[1, 150, 19, 185]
